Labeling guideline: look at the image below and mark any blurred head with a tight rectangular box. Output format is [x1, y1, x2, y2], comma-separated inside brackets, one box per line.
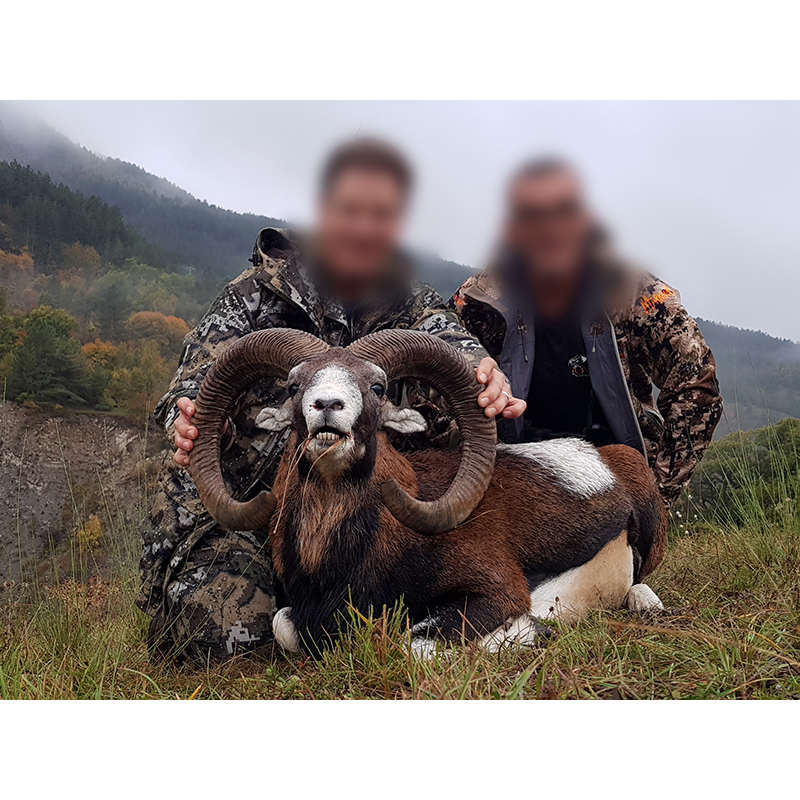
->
[315, 137, 413, 293]
[504, 158, 594, 281]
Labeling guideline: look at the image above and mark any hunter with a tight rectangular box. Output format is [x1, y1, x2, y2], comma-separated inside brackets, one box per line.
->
[138, 137, 525, 662]
[451, 157, 722, 509]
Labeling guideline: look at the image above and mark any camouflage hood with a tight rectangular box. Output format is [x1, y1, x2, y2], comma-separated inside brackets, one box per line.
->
[247, 227, 427, 339]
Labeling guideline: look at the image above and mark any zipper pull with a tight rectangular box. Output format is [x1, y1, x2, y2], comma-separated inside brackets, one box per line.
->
[517, 311, 529, 363]
[590, 319, 600, 353]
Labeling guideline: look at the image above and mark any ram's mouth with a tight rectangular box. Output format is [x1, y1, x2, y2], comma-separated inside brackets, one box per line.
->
[310, 425, 350, 447]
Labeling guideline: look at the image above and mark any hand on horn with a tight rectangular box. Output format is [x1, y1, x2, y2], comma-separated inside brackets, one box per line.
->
[173, 397, 197, 466]
[476, 357, 526, 419]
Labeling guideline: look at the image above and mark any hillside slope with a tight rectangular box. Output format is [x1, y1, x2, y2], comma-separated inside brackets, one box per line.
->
[0, 105, 476, 293]
[697, 318, 800, 435]
[0, 105, 284, 277]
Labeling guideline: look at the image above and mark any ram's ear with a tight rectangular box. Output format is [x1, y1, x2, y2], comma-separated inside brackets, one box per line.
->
[381, 403, 428, 434]
[255, 401, 294, 431]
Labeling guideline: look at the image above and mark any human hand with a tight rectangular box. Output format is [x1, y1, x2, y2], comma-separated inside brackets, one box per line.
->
[476, 356, 526, 419]
[173, 397, 197, 467]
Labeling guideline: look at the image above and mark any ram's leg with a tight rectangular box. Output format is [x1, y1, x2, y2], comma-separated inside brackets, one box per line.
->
[272, 607, 303, 653]
[479, 615, 553, 653]
[529, 530, 634, 623]
[409, 582, 534, 659]
[407, 595, 512, 658]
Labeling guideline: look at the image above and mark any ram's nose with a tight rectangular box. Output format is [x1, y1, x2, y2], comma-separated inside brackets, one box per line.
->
[313, 397, 345, 412]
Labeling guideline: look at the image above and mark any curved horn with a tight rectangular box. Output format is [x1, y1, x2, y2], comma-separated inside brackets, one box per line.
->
[348, 330, 496, 534]
[189, 329, 330, 531]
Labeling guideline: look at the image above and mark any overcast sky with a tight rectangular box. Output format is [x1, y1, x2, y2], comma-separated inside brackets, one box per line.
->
[18, 101, 800, 341]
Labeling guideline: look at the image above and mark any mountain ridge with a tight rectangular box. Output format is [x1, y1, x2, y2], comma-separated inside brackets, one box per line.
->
[1, 105, 798, 435]
[0, 105, 474, 292]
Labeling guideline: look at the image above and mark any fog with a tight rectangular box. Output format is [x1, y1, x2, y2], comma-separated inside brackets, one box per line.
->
[16, 101, 800, 340]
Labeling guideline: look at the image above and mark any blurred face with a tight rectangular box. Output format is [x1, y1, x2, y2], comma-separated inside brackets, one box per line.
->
[316, 167, 407, 291]
[505, 169, 593, 281]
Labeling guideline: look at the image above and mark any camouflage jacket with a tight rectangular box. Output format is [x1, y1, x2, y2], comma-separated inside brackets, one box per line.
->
[450, 249, 722, 506]
[140, 229, 488, 616]
[155, 227, 488, 485]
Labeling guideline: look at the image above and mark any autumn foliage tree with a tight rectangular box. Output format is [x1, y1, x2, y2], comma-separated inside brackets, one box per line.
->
[125, 311, 188, 358]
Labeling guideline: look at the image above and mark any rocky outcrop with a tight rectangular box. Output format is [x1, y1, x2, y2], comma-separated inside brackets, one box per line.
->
[0, 403, 166, 584]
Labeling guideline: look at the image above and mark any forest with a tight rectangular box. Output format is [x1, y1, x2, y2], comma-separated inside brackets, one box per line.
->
[0, 162, 221, 415]
[1, 107, 800, 433]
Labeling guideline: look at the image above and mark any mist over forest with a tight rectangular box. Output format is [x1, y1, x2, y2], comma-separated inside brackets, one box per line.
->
[0, 106, 798, 434]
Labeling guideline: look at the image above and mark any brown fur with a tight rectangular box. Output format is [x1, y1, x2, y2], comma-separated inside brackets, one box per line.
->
[599, 445, 668, 576]
[269, 432, 666, 650]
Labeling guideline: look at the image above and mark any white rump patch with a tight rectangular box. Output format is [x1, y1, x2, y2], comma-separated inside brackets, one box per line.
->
[498, 438, 615, 497]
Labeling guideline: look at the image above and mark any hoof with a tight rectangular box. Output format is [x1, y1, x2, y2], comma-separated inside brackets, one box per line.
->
[273, 606, 302, 653]
[480, 614, 553, 653]
[625, 584, 664, 614]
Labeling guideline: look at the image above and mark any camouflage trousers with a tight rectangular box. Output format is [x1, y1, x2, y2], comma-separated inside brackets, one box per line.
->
[145, 528, 277, 663]
[139, 454, 279, 664]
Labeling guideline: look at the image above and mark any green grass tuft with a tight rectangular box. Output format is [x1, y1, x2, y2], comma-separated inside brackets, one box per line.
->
[2, 418, 799, 699]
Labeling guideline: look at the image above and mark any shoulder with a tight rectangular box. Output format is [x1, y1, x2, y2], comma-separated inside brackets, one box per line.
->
[609, 261, 706, 356]
[601, 249, 683, 326]
[451, 269, 504, 310]
[407, 279, 445, 311]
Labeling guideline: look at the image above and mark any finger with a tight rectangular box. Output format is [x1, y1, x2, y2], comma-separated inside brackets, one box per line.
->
[179, 438, 194, 452]
[174, 417, 191, 437]
[176, 397, 195, 416]
[502, 397, 527, 419]
[484, 391, 509, 418]
[476, 357, 497, 385]
[478, 370, 506, 406]
[486, 369, 505, 395]
[174, 451, 190, 466]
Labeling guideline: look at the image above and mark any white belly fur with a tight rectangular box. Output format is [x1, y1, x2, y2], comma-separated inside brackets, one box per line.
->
[529, 530, 634, 623]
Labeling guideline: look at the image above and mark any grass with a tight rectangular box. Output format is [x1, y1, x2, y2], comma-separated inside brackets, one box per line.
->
[1, 413, 800, 699]
[1, 516, 798, 700]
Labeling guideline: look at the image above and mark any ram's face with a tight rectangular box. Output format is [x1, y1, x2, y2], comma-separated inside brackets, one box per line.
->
[255, 351, 427, 479]
[291, 357, 386, 469]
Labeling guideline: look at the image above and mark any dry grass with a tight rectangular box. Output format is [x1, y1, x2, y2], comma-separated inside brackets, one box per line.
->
[1, 517, 798, 700]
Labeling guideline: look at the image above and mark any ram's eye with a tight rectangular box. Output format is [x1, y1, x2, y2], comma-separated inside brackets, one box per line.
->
[370, 384, 385, 397]
[288, 384, 301, 398]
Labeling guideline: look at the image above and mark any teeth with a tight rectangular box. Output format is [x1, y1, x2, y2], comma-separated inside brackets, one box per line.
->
[315, 431, 344, 442]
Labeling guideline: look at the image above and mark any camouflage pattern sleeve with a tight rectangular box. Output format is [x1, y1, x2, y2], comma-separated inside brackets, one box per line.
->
[408, 283, 490, 369]
[153, 275, 258, 435]
[389, 283, 490, 450]
[630, 280, 723, 505]
[447, 273, 507, 361]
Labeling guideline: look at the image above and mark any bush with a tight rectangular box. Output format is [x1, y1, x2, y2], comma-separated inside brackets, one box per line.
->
[4, 306, 101, 406]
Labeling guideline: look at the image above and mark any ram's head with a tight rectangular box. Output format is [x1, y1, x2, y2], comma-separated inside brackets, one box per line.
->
[253, 348, 430, 478]
[189, 329, 497, 535]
